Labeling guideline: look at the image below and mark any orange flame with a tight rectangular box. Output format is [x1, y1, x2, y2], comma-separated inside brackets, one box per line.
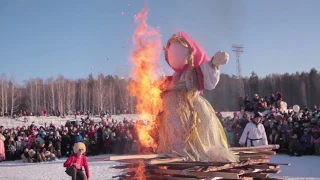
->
[135, 160, 146, 180]
[128, 7, 163, 149]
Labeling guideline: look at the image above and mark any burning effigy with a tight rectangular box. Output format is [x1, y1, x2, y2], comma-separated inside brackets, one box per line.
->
[128, 6, 236, 162]
[109, 6, 288, 180]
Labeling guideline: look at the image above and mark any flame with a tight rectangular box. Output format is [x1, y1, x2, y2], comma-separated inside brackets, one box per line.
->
[128, 6, 163, 150]
[135, 160, 146, 180]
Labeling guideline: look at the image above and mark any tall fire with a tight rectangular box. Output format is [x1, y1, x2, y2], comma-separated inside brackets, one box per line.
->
[128, 7, 164, 151]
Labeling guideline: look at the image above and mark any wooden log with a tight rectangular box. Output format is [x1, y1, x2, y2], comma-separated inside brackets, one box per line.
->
[105, 154, 168, 161]
[151, 169, 240, 179]
[230, 145, 280, 151]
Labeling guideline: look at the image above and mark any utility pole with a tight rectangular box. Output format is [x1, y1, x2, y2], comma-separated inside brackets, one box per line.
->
[232, 45, 245, 98]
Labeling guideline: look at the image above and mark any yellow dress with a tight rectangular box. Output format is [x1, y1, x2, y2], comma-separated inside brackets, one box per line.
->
[156, 78, 239, 162]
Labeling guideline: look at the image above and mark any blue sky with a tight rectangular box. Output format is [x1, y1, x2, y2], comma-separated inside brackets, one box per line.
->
[0, 0, 319, 83]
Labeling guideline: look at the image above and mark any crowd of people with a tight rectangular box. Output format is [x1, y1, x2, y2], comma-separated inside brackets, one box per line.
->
[219, 93, 320, 157]
[0, 116, 140, 163]
[1, 93, 320, 163]
[240, 91, 283, 112]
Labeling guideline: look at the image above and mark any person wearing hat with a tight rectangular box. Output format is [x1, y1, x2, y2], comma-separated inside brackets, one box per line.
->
[64, 142, 90, 180]
[239, 112, 268, 147]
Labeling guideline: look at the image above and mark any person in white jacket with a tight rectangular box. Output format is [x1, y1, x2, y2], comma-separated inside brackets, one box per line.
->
[239, 112, 268, 147]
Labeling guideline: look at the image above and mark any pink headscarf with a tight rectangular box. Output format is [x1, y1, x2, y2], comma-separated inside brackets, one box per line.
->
[166, 32, 210, 92]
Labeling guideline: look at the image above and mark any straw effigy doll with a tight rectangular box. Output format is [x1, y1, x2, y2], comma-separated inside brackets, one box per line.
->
[156, 32, 239, 162]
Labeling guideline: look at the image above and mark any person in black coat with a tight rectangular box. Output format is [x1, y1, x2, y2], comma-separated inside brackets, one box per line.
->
[54, 130, 62, 158]
[61, 130, 71, 157]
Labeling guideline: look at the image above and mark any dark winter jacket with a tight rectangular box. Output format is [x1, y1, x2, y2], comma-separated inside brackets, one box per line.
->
[74, 134, 83, 143]
[300, 134, 312, 148]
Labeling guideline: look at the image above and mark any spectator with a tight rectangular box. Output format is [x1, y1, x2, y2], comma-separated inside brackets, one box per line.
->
[300, 129, 312, 155]
[239, 112, 268, 147]
[0, 131, 6, 162]
[289, 134, 303, 156]
[64, 142, 90, 180]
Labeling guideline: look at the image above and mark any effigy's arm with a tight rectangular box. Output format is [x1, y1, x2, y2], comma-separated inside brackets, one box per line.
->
[200, 61, 220, 90]
[200, 51, 229, 90]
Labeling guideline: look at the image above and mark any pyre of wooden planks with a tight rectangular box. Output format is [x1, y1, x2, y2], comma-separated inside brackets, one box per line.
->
[107, 145, 289, 180]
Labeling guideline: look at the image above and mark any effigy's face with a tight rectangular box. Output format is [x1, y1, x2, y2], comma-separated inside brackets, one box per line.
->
[166, 42, 189, 71]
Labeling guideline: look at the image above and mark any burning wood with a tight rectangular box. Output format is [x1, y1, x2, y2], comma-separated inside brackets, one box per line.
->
[109, 144, 289, 180]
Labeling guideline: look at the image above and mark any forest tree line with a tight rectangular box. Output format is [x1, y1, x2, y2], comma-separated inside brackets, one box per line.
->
[1, 68, 320, 116]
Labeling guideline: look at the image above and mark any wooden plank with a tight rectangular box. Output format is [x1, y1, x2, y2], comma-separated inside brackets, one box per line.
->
[224, 169, 245, 174]
[205, 159, 269, 172]
[261, 169, 282, 174]
[161, 177, 205, 180]
[239, 151, 276, 156]
[146, 157, 186, 165]
[151, 169, 240, 179]
[247, 165, 276, 169]
[230, 145, 279, 151]
[239, 154, 270, 159]
[242, 178, 253, 180]
[234, 150, 275, 155]
[265, 162, 290, 166]
[239, 157, 250, 161]
[105, 154, 168, 161]
[243, 173, 269, 178]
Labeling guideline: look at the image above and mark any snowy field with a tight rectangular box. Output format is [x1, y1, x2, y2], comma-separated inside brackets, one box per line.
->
[0, 154, 319, 180]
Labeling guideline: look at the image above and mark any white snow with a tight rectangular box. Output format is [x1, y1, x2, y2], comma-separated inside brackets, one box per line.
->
[0, 154, 319, 180]
[271, 154, 320, 180]
[0, 155, 122, 180]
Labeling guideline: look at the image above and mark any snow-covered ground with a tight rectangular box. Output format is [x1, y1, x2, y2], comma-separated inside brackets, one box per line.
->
[0, 154, 319, 180]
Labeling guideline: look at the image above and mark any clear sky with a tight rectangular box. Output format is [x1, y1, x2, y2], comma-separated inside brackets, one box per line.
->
[0, 0, 319, 83]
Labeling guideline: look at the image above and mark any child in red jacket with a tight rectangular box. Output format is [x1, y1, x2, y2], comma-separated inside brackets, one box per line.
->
[64, 142, 90, 180]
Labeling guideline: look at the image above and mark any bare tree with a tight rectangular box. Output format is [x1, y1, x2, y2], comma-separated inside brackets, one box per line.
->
[57, 75, 65, 114]
[65, 79, 76, 111]
[26, 79, 35, 113]
[43, 80, 47, 112]
[9, 76, 19, 116]
[80, 79, 88, 111]
[1, 74, 7, 116]
[94, 73, 108, 112]
[48, 77, 56, 112]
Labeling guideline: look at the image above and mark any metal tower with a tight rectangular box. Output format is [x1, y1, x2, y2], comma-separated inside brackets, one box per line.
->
[232, 45, 245, 98]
